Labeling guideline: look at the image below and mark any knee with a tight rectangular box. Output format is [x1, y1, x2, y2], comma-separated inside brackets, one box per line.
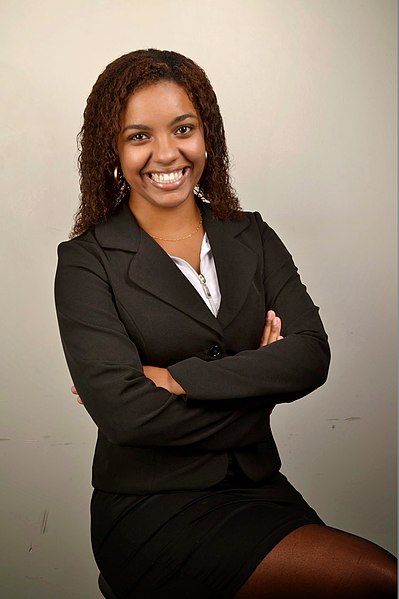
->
[356, 552, 397, 598]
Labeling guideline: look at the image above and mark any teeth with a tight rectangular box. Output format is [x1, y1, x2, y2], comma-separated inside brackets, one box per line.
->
[151, 169, 184, 183]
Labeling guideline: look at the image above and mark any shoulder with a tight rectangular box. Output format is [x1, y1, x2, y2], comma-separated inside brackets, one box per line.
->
[241, 209, 284, 242]
[239, 206, 276, 230]
[202, 201, 272, 234]
[57, 227, 98, 261]
[56, 227, 109, 283]
[58, 201, 138, 254]
[232, 208, 275, 243]
[232, 209, 292, 261]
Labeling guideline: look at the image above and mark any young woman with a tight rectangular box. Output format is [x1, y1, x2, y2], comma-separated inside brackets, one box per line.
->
[55, 49, 396, 598]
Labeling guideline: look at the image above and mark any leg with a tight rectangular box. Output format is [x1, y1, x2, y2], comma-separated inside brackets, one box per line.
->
[234, 524, 397, 599]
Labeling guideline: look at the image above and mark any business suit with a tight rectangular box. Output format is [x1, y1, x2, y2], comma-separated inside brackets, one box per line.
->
[55, 199, 330, 494]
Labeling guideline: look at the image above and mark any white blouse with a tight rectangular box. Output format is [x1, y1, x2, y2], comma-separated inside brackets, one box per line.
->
[169, 234, 221, 316]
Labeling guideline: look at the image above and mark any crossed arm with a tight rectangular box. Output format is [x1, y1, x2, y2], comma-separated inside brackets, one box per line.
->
[71, 310, 283, 402]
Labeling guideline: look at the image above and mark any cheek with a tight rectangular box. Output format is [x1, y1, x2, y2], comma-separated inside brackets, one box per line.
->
[189, 138, 206, 165]
[120, 150, 145, 177]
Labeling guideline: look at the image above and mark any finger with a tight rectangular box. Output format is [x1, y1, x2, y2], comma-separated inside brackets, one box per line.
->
[259, 310, 275, 347]
[71, 385, 83, 405]
[269, 316, 281, 343]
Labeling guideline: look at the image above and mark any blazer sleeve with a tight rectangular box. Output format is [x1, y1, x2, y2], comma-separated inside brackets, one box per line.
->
[168, 213, 331, 403]
[55, 238, 270, 449]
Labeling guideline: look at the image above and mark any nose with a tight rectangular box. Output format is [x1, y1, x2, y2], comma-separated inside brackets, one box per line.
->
[152, 134, 179, 165]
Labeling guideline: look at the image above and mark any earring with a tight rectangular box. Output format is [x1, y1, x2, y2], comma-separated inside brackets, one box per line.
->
[193, 185, 206, 200]
[205, 150, 208, 160]
[113, 164, 129, 204]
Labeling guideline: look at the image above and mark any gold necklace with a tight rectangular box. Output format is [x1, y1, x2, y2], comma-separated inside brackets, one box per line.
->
[150, 214, 203, 242]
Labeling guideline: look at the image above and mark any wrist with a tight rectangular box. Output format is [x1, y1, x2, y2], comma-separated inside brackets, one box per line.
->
[167, 370, 185, 395]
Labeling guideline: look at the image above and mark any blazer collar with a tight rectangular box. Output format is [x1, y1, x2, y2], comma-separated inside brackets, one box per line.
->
[94, 201, 259, 331]
[94, 202, 141, 252]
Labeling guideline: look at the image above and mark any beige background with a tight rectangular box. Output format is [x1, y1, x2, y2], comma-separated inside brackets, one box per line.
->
[1, 0, 396, 597]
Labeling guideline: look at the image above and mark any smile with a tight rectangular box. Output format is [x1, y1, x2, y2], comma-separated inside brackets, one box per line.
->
[145, 167, 190, 190]
[149, 169, 184, 183]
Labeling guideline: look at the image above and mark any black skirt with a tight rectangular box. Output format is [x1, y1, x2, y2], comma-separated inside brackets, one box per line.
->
[91, 464, 324, 599]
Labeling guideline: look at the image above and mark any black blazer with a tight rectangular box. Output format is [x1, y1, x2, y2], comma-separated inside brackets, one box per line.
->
[55, 200, 330, 494]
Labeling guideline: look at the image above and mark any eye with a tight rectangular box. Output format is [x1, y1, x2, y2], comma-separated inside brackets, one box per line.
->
[127, 132, 149, 142]
[175, 124, 193, 135]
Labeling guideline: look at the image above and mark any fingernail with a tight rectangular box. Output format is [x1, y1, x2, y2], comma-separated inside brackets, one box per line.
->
[273, 317, 279, 327]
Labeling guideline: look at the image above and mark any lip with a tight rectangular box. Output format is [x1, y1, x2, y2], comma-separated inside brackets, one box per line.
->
[144, 167, 191, 190]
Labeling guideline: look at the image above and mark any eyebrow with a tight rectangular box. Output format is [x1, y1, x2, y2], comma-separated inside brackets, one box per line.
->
[122, 113, 198, 133]
[171, 113, 198, 125]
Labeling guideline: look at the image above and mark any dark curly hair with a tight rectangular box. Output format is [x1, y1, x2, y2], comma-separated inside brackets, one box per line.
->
[71, 49, 242, 237]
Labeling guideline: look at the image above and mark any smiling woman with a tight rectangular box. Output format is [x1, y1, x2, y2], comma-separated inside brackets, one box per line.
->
[117, 81, 207, 248]
[55, 49, 396, 598]
[72, 49, 240, 240]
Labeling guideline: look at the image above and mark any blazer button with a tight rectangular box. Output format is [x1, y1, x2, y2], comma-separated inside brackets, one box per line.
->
[207, 344, 222, 358]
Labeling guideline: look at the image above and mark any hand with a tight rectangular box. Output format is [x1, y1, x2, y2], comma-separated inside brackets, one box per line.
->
[259, 310, 283, 415]
[71, 385, 83, 404]
[259, 310, 284, 347]
[143, 366, 186, 395]
[71, 365, 186, 407]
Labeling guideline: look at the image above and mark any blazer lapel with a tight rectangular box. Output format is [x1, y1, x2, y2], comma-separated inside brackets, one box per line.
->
[202, 204, 259, 329]
[94, 201, 259, 333]
[95, 202, 223, 334]
[129, 232, 224, 333]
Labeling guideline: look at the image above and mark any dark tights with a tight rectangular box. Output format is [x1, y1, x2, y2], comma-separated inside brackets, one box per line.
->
[235, 525, 397, 599]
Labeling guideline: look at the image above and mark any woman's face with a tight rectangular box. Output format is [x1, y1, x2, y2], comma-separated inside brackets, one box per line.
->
[117, 81, 206, 212]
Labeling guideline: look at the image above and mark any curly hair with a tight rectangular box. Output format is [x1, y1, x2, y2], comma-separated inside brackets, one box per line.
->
[71, 49, 242, 237]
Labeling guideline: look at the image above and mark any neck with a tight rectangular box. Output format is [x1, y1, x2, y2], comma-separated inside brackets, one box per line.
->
[128, 194, 200, 240]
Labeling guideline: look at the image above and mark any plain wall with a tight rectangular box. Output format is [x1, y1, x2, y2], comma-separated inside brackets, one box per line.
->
[1, 0, 396, 597]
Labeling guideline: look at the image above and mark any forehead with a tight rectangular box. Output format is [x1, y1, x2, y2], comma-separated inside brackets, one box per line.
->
[121, 81, 199, 123]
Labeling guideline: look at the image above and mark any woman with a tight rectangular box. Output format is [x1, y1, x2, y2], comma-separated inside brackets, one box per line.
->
[55, 49, 396, 598]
